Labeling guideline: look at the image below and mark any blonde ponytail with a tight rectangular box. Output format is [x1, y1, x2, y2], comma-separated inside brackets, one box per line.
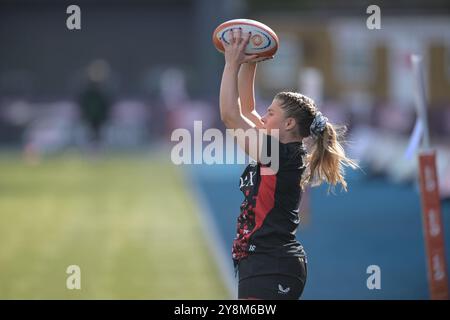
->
[301, 123, 358, 192]
[274, 91, 358, 192]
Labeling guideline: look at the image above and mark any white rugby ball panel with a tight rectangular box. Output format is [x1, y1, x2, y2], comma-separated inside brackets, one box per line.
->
[212, 19, 279, 57]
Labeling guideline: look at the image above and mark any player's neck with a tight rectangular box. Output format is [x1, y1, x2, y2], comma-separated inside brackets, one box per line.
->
[279, 135, 302, 144]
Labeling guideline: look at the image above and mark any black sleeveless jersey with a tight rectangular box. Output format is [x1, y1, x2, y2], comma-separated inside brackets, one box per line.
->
[232, 135, 307, 278]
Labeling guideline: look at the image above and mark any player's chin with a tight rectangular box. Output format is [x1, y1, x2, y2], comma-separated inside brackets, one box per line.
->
[265, 127, 275, 135]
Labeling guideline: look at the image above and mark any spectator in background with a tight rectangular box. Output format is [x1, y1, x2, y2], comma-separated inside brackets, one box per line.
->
[79, 60, 112, 150]
[159, 67, 215, 135]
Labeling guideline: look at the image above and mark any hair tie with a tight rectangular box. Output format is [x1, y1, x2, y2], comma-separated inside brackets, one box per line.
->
[310, 111, 328, 138]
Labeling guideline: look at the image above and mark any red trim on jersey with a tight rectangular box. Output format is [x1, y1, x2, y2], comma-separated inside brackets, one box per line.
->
[232, 166, 277, 261]
[253, 171, 277, 230]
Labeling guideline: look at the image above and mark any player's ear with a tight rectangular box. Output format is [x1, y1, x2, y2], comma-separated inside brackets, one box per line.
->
[285, 117, 297, 131]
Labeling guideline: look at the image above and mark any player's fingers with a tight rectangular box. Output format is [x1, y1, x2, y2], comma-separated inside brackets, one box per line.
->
[241, 31, 251, 48]
[236, 28, 243, 45]
[243, 54, 259, 63]
[232, 28, 240, 46]
[229, 28, 234, 45]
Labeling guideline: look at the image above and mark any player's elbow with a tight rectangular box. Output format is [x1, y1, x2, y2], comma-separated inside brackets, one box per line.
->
[220, 113, 233, 127]
[220, 111, 238, 128]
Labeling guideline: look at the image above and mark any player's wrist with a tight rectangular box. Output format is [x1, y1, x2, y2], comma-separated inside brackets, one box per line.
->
[244, 61, 257, 67]
[224, 62, 241, 71]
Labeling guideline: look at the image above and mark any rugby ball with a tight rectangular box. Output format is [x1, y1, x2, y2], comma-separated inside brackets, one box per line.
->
[212, 19, 279, 58]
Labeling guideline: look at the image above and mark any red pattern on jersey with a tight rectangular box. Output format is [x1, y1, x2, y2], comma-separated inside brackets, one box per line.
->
[232, 169, 276, 261]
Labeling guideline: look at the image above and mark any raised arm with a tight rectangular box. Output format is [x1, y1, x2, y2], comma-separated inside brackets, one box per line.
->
[219, 29, 265, 161]
[219, 29, 258, 130]
[238, 62, 265, 128]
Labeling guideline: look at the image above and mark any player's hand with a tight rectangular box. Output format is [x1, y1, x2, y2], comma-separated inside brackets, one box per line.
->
[221, 28, 259, 67]
[245, 55, 274, 64]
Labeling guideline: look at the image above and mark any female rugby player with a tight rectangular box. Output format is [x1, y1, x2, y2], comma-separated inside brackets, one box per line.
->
[219, 29, 358, 300]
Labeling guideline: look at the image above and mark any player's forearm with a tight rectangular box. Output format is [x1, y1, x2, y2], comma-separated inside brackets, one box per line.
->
[220, 63, 241, 124]
[238, 62, 257, 116]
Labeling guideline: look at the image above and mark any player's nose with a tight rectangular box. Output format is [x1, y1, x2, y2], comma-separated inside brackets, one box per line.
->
[261, 115, 267, 124]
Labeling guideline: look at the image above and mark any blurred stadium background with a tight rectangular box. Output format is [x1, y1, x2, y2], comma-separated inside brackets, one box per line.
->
[0, 0, 449, 299]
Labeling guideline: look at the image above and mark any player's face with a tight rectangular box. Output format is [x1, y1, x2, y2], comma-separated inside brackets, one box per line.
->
[261, 99, 286, 134]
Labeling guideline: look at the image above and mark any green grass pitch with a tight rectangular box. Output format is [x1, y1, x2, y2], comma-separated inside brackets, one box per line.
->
[0, 151, 228, 299]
